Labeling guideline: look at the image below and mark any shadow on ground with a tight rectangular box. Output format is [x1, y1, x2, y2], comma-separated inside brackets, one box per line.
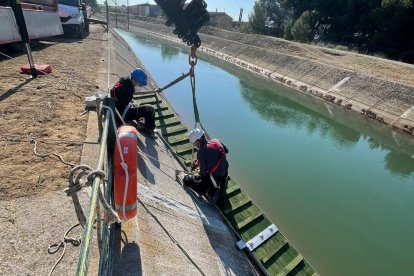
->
[0, 78, 33, 102]
[113, 227, 142, 275]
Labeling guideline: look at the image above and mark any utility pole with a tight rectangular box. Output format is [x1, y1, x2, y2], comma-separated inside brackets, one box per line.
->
[115, 0, 118, 28]
[127, 0, 129, 29]
[10, 0, 37, 78]
[239, 8, 243, 23]
[105, 0, 109, 32]
[239, 8, 243, 32]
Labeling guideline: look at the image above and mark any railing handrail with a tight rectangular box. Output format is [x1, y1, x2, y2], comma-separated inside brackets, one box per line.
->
[76, 99, 115, 276]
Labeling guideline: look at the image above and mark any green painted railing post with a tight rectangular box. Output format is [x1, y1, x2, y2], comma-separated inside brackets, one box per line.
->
[76, 97, 113, 276]
[98, 97, 116, 276]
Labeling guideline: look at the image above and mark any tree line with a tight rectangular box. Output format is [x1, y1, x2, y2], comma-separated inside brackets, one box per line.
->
[248, 0, 414, 63]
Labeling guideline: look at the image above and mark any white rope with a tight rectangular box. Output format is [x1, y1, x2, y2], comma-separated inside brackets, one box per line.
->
[0, 51, 14, 59]
[47, 223, 82, 276]
[107, 32, 112, 96]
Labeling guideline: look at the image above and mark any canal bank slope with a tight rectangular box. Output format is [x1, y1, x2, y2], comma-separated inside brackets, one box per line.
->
[107, 29, 254, 275]
[104, 15, 414, 137]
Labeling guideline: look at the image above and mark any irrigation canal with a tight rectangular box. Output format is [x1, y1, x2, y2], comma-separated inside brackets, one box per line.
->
[117, 29, 414, 276]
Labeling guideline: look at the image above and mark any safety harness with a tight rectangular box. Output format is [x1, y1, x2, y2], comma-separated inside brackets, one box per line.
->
[111, 80, 132, 120]
[207, 139, 226, 175]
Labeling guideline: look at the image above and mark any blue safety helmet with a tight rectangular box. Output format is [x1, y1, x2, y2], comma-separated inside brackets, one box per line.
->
[131, 68, 148, 86]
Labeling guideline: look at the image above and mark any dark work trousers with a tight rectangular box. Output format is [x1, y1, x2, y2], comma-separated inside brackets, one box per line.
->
[124, 104, 155, 131]
[183, 174, 228, 197]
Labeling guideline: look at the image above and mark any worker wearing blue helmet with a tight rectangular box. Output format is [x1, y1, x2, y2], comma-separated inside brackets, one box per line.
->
[110, 68, 156, 137]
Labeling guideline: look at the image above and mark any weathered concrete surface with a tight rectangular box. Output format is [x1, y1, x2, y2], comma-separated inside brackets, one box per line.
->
[104, 15, 414, 137]
[106, 30, 255, 275]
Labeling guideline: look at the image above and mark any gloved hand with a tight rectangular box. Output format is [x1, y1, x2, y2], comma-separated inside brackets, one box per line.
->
[193, 174, 202, 183]
[190, 160, 199, 171]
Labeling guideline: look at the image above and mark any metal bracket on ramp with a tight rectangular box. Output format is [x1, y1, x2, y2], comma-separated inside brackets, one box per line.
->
[236, 224, 279, 251]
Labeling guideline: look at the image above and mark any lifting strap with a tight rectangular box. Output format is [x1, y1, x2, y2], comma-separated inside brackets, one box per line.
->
[189, 46, 200, 124]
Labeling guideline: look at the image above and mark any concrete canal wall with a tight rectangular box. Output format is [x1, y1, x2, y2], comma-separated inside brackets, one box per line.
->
[104, 14, 414, 137]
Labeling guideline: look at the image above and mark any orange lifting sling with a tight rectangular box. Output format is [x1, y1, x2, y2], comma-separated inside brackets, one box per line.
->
[114, 125, 139, 220]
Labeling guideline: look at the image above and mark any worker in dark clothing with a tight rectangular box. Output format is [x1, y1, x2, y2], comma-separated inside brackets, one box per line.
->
[110, 68, 156, 137]
[183, 128, 229, 200]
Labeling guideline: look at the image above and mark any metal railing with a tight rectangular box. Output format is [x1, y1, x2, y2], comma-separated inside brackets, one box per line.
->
[76, 98, 116, 276]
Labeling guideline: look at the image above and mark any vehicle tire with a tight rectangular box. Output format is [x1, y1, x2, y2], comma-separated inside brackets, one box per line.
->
[76, 23, 84, 39]
[84, 20, 90, 33]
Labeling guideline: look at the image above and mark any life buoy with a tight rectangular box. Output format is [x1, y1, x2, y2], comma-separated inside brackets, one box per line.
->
[114, 125, 139, 220]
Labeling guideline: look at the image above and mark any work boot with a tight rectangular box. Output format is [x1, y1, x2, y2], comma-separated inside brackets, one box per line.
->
[144, 129, 157, 139]
[205, 187, 219, 204]
[148, 131, 157, 139]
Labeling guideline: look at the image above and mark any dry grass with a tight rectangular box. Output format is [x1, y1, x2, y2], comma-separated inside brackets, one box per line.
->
[0, 26, 106, 199]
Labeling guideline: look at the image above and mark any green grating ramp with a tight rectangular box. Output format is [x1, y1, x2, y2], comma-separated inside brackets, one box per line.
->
[171, 143, 194, 155]
[276, 254, 304, 276]
[155, 117, 182, 128]
[158, 125, 188, 136]
[155, 110, 174, 120]
[133, 93, 157, 100]
[133, 92, 318, 276]
[222, 179, 240, 196]
[227, 202, 263, 230]
[254, 233, 287, 264]
[219, 189, 252, 215]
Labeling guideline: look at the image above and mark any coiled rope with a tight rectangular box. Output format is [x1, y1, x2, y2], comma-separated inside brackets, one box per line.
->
[47, 165, 122, 276]
[47, 223, 82, 276]
[65, 165, 121, 227]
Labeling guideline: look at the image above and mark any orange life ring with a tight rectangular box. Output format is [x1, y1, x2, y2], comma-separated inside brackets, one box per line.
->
[114, 125, 139, 220]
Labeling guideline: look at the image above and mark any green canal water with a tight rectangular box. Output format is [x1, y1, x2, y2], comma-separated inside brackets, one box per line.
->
[117, 29, 414, 276]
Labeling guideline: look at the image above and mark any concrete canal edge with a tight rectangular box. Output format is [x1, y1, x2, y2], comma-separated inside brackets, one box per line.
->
[104, 15, 414, 138]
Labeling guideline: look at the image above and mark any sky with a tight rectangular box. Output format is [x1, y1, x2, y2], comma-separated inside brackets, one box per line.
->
[99, 0, 256, 22]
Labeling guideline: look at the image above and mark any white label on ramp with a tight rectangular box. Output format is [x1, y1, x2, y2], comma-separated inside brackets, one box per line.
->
[245, 224, 279, 251]
[329, 76, 351, 92]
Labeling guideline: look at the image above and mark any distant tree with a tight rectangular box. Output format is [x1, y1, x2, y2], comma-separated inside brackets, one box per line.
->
[283, 19, 294, 39]
[369, 0, 414, 62]
[249, 0, 289, 37]
[247, 0, 414, 63]
[249, 0, 267, 34]
[280, 0, 312, 19]
[291, 10, 312, 42]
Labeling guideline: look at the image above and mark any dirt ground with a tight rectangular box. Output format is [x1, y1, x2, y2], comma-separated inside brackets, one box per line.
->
[0, 25, 108, 199]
